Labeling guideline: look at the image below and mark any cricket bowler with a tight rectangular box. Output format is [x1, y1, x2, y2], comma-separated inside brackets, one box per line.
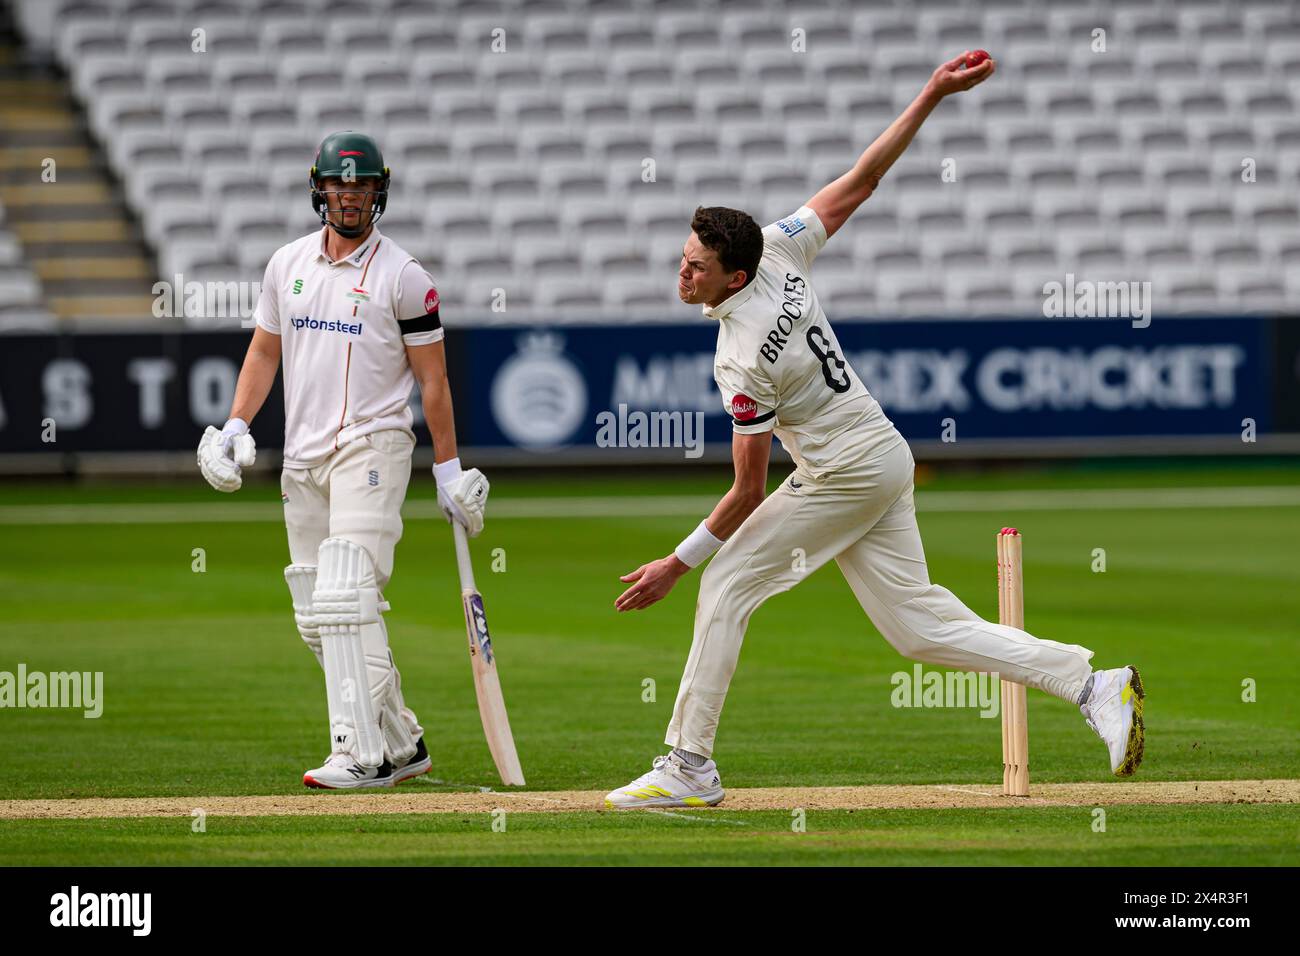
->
[197, 131, 488, 789]
[607, 54, 1146, 808]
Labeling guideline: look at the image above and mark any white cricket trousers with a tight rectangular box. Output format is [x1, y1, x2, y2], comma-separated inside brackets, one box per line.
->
[282, 428, 423, 748]
[666, 438, 1094, 757]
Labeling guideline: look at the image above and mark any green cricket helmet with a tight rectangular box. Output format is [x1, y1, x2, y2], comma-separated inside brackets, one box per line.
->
[309, 130, 390, 238]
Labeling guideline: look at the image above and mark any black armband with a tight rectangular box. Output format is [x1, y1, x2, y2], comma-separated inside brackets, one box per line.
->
[398, 309, 442, 335]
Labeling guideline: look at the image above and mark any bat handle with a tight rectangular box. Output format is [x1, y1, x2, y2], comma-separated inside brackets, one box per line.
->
[452, 520, 476, 591]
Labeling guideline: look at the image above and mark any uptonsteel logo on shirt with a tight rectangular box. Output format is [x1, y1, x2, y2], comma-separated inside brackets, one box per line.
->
[289, 315, 363, 335]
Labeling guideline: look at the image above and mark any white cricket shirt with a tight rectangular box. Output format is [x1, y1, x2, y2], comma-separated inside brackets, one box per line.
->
[705, 206, 902, 478]
[253, 226, 444, 469]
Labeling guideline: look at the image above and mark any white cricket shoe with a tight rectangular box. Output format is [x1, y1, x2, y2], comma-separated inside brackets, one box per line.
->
[605, 753, 725, 809]
[1081, 665, 1146, 777]
[303, 753, 394, 790]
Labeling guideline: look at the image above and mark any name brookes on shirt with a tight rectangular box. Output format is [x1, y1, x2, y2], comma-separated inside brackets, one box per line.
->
[758, 272, 808, 365]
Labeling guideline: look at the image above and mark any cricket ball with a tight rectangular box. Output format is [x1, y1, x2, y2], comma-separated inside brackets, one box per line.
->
[964, 49, 991, 68]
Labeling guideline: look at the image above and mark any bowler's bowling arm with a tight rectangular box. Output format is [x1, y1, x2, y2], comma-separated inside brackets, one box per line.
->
[807, 53, 995, 239]
[805, 89, 942, 240]
[699, 430, 772, 544]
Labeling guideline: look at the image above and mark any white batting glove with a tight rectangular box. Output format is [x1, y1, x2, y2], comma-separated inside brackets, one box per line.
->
[434, 457, 489, 537]
[198, 418, 256, 493]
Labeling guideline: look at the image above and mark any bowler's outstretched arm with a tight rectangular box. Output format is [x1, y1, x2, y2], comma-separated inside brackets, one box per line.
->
[807, 51, 996, 239]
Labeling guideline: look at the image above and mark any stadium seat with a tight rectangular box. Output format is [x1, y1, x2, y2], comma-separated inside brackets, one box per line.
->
[490, 199, 556, 241]
[472, 162, 541, 201]
[425, 199, 493, 241]
[452, 276, 524, 322]
[580, 237, 648, 279]
[590, 13, 656, 55]
[0, 268, 43, 307]
[143, 198, 213, 247]
[73, 54, 145, 100]
[514, 234, 577, 279]
[559, 200, 629, 241]
[404, 161, 470, 199]
[532, 274, 604, 316]
[603, 277, 676, 317]
[991, 235, 1057, 271]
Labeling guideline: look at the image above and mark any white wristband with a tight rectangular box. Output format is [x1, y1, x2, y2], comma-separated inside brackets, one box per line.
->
[674, 520, 724, 568]
[433, 456, 463, 487]
[222, 417, 248, 437]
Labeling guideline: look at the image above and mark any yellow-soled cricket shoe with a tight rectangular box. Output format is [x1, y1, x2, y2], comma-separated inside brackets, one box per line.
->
[1082, 665, 1146, 777]
[604, 753, 725, 809]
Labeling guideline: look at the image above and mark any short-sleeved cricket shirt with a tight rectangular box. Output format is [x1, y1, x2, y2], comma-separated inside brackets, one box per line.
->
[704, 206, 902, 477]
[253, 226, 443, 468]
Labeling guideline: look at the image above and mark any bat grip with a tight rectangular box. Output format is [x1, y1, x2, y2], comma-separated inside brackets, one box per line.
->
[452, 520, 476, 591]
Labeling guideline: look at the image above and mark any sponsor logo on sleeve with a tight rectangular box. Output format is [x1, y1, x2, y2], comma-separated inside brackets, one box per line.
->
[731, 393, 758, 421]
[425, 287, 439, 313]
[775, 215, 807, 238]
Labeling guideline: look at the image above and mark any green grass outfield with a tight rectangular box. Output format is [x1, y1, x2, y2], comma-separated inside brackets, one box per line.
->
[3, 804, 1298, 867]
[1, 457, 1297, 865]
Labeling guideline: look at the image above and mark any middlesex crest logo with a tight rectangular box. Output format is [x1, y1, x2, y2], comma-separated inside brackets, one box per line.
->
[490, 332, 587, 449]
[424, 287, 439, 313]
[345, 286, 369, 304]
[731, 393, 758, 421]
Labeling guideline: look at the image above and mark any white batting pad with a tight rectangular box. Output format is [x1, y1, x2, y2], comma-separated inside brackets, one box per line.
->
[284, 564, 322, 665]
[380, 661, 419, 764]
[313, 538, 388, 768]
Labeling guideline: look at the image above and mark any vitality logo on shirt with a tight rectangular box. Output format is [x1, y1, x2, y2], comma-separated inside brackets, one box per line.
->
[731, 393, 759, 421]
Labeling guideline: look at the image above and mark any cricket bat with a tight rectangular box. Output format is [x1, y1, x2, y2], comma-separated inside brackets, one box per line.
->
[452, 521, 525, 786]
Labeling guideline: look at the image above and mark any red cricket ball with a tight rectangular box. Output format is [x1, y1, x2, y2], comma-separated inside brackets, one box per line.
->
[965, 49, 991, 68]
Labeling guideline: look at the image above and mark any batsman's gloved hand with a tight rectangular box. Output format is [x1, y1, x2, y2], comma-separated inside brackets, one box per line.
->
[434, 457, 489, 537]
[198, 418, 256, 493]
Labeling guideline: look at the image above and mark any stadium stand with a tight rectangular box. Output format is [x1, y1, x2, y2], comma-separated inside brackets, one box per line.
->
[0, 4, 157, 328]
[5, 0, 1299, 325]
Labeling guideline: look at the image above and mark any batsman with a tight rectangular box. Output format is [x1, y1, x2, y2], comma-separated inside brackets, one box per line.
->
[608, 54, 1146, 808]
[197, 131, 488, 789]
